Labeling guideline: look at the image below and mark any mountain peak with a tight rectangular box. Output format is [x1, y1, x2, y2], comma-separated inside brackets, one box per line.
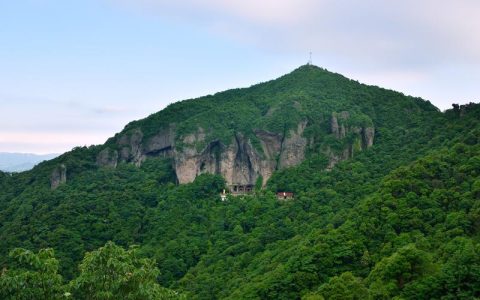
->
[288, 64, 339, 76]
[90, 65, 440, 189]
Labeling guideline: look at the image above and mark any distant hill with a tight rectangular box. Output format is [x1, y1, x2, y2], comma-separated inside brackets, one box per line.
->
[0, 152, 58, 172]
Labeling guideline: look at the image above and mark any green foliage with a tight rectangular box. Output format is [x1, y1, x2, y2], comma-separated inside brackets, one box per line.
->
[0, 243, 184, 300]
[367, 244, 435, 298]
[0, 248, 64, 300]
[255, 175, 263, 191]
[71, 241, 182, 299]
[112, 65, 438, 157]
[430, 237, 480, 299]
[140, 157, 177, 185]
[316, 272, 368, 300]
[0, 67, 479, 299]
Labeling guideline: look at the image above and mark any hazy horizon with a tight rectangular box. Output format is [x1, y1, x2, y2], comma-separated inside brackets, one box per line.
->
[0, 152, 59, 172]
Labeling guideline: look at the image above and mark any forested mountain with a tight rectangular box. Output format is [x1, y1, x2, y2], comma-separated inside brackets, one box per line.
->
[1, 65, 479, 299]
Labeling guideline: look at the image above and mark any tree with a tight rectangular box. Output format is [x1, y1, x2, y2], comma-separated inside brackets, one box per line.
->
[437, 238, 480, 298]
[316, 272, 368, 300]
[0, 248, 65, 300]
[367, 244, 434, 299]
[70, 241, 184, 299]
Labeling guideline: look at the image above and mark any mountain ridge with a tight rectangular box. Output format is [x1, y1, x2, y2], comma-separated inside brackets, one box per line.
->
[85, 64, 439, 189]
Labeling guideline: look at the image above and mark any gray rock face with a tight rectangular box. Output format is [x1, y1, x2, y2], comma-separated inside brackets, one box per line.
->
[96, 148, 118, 168]
[254, 129, 283, 185]
[326, 148, 352, 170]
[254, 129, 282, 160]
[114, 125, 175, 166]
[279, 121, 308, 169]
[51, 164, 67, 190]
[223, 133, 263, 186]
[363, 127, 375, 148]
[144, 126, 175, 157]
[174, 133, 263, 186]
[173, 128, 208, 184]
[118, 128, 145, 166]
[173, 123, 308, 187]
[327, 111, 375, 169]
[95, 114, 374, 187]
[331, 111, 350, 139]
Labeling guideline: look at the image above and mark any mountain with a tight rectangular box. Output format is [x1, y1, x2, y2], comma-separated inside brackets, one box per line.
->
[0, 152, 58, 172]
[1, 65, 480, 299]
[88, 65, 437, 188]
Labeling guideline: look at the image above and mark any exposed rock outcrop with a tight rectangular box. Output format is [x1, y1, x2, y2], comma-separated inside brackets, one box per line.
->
[114, 125, 175, 166]
[96, 148, 118, 168]
[254, 130, 282, 161]
[174, 132, 265, 186]
[327, 111, 375, 169]
[173, 129, 208, 184]
[118, 128, 144, 166]
[95, 114, 374, 188]
[254, 129, 283, 185]
[51, 164, 67, 190]
[144, 126, 175, 158]
[223, 133, 263, 186]
[279, 121, 308, 169]
[173, 123, 308, 187]
[331, 111, 350, 139]
[363, 127, 375, 148]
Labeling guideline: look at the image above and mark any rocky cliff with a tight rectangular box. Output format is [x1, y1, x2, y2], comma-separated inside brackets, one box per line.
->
[96, 113, 374, 188]
[51, 164, 67, 189]
[48, 64, 442, 191]
[326, 111, 375, 169]
[173, 121, 309, 187]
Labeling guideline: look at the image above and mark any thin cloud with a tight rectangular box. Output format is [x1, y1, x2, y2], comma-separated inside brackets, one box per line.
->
[113, 0, 318, 26]
[92, 106, 130, 115]
[110, 0, 480, 109]
[0, 131, 109, 153]
[112, 0, 480, 61]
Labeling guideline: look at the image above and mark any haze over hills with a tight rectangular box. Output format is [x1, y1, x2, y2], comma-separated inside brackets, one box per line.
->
[1, 65, 480, 299]
[0, 152, 58, 172]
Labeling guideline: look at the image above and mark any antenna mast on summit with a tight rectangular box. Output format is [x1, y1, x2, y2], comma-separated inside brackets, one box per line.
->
[308, 52, 312, 65]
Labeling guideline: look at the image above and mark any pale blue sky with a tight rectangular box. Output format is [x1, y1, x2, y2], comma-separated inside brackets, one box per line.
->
[1, 0, 479, 153]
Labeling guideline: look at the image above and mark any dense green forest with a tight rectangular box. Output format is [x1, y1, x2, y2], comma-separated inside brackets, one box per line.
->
[1, 65, 480, 299]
